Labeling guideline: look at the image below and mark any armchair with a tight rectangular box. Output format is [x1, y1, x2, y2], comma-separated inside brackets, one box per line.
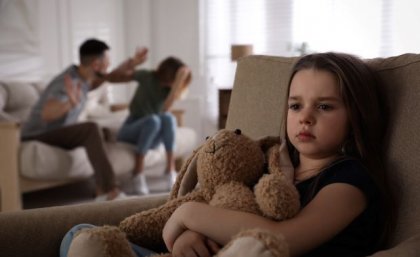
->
[1, 53, 420, 256]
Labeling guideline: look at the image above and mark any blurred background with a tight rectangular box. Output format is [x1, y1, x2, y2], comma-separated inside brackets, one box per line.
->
[1, 0, 419, 142]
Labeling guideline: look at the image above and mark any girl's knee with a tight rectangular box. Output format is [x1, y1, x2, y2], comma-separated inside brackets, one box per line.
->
[60, 224, 96, 257]
[67, 226, 135, 257]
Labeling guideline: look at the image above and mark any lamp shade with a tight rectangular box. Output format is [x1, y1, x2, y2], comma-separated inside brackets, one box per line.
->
[231, 44, 253, 61]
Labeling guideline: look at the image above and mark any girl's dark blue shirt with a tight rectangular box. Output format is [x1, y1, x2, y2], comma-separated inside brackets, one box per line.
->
[296, 158, 381, 257]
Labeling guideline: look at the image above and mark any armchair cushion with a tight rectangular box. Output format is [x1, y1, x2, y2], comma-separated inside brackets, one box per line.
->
[1, 82, 39, 121]
[368, 234, 420, 257]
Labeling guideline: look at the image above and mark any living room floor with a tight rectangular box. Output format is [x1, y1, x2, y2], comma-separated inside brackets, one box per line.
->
[22, 179, 170, 209]
[22, 179, 97, 209]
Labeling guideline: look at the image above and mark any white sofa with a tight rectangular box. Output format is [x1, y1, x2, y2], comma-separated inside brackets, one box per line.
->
[0, 81, 197, 211]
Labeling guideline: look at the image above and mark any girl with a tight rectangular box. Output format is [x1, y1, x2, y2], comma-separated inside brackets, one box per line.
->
[162, 52, 394, 257]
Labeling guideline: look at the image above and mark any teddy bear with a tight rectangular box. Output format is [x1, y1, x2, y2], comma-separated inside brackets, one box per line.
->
[66, 129, 300, 257]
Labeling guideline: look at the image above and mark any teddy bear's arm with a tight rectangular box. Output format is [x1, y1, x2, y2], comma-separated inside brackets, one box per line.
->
[255, 144, 300, 221]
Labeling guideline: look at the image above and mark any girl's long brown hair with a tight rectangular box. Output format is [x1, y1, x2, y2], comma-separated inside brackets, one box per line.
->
[282, 52, 395, 250]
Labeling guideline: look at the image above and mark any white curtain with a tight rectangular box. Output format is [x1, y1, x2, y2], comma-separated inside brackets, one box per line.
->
[203, 0, 420, 131]
[292, 0, 420, 58]
[0, 0, 42, 80]
[204, 0, 420, 84]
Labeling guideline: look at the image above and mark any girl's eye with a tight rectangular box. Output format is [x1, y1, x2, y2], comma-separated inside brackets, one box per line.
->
[288, 103, 300, 110]
[318, 104, 332, 110]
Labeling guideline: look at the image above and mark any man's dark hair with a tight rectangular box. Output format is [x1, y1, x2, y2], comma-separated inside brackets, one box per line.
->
[79, 38, 110, 65]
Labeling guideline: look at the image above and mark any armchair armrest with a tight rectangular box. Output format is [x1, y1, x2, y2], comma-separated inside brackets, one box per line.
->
[0, 121, 21, 211]
[368, 234, 420, 257]
[0, 193, 168, 257]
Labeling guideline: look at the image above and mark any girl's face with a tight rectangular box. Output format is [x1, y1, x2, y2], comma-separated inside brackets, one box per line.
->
[287, 68, 350, 160]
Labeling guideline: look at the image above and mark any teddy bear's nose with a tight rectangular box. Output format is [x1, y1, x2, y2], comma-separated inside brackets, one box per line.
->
[235, 129, 242, 135]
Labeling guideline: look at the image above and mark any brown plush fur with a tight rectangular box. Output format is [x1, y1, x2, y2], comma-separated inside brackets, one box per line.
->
[74, 129, 300, 257]
[119, 129, 268, 252]
[254, 140, 300, 220]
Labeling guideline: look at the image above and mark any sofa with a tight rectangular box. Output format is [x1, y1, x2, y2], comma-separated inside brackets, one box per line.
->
[0, 82, 197, 211]
[1, 53, 420, 256]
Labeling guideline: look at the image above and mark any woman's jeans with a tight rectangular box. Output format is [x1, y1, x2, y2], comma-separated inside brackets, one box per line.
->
[117, 113, 176, 155]
[60, 224, 156, 257]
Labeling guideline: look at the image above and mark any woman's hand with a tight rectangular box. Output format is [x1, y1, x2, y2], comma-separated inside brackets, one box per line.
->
[174, 66, 191, 87]
[162, 66, 191, 111]
[171, 230, 221, 257]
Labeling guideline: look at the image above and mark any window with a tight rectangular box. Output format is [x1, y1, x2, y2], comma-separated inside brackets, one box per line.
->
[292, 0, 420, 58]
[204, 0, 292, 88]
[203, 0, 420, 123]
[204, 0, 420, 87]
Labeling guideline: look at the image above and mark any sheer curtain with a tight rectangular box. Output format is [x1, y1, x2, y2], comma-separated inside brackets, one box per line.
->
[203, 0, 420, 124]
[0, 0, 42, 80]
[292, 0, 420, 58]
[204, 0, 292, 89]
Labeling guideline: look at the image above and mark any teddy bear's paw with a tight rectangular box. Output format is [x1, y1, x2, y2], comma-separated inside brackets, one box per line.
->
[67, 225, 136, 257]
[255, 174, 300, 220]
[216, 229, 289, 257]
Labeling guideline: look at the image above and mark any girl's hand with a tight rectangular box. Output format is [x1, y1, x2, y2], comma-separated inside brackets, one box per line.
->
[64, 74, 81, 107]
[171, 230, 221, 257]
[163, 204, 190, 251]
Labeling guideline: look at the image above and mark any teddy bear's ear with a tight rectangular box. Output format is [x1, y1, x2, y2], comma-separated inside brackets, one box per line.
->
[169, 148, 200, 200]
[177, 153, 198, 197]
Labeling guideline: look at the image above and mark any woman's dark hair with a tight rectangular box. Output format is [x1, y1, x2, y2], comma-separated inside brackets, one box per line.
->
[155, 57, 191, 86]
[282, 52, 395, 249]
[79, 38, 109, 65]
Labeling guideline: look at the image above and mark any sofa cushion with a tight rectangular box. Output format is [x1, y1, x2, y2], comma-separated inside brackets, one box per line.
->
[366, 54, 420, 246]
[19, 141, 94, 180]
[2, 82, 39, 122]
[107, 127, 197, 177]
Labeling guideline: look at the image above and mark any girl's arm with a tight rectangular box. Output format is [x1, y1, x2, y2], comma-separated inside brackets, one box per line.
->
[163, 183, 367, 257]
[162, 67, 190, 112]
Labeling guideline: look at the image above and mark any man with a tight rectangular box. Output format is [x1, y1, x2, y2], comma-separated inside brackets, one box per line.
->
[22, 38, 147, 200]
